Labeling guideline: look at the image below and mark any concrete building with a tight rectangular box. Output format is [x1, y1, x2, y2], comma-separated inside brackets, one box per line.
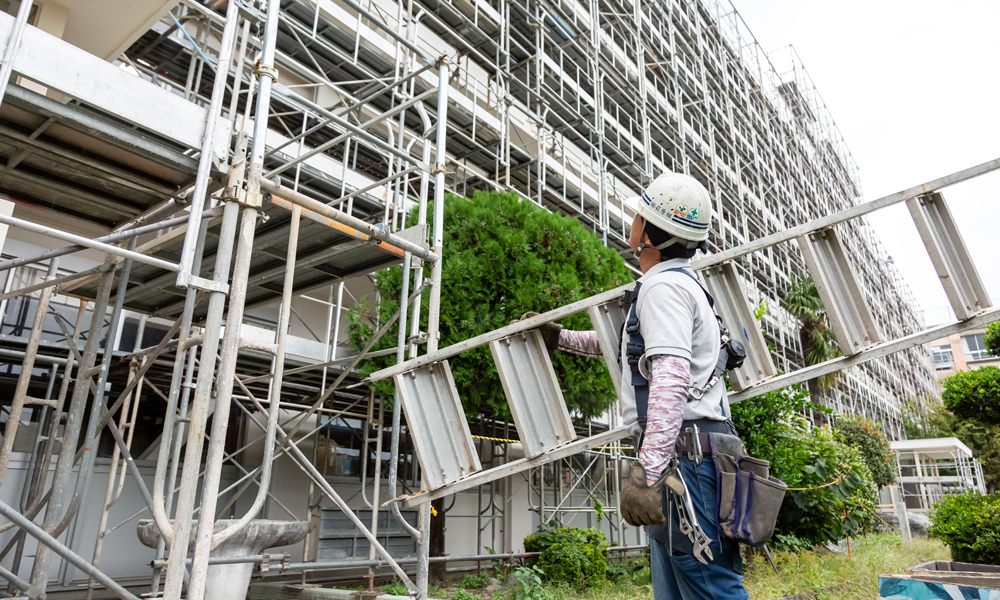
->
[929, 326, 999, 379]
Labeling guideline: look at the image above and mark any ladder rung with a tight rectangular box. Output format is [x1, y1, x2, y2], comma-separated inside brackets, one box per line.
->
[490, 330, 576, 458]
[394, 360, 481, 490]
[797, 227, 882, 355]
[907, 192, 991, 320]
[702, 262, 776, 391]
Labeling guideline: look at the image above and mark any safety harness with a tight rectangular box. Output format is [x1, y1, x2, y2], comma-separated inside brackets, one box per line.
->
[621, 268, 746, 433]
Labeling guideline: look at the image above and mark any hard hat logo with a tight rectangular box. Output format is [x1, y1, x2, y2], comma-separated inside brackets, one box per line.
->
[638, 173, 713, 243]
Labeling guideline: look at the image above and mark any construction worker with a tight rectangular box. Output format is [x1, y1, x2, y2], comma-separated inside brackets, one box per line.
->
[525, 173, 749, 599]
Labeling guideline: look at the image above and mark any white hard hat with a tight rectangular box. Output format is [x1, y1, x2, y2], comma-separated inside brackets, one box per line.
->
[638, 172, 712, 248]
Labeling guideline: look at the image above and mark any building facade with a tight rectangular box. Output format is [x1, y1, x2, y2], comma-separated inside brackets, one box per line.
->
[929, 327, 999, 379]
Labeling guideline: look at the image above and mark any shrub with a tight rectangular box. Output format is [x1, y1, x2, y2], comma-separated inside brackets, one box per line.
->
[985, 322, 1000, 357]
[381, 581, 409, 595]
[455, 574, 491, 589]
[732, 386, 878, 546]
[770, 533, 814, 553]
[777, 424, 877, 545]
[942, 366, 1000, 426]
[505, 566, 555, 600]
[836, 416, 897, 488]
[450, 590, 481, 600]
[929, 492, 1000, 565]
[524, 527, 608, 588]
[347, 191, 633, 419]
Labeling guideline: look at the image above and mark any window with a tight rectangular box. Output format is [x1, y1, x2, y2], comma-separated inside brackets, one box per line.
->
[317, 508, 418, 559]
[931, 345, 953, 370]
[963, 334, 994, 362]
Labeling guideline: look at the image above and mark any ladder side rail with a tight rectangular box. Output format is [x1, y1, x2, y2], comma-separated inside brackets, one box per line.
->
[370, 284, 632, 382]
[400, 426, 630, 507]
[694, 156, 1000, 271]
[375, 158, 1000, 383]
[729, 306, 1000, 403]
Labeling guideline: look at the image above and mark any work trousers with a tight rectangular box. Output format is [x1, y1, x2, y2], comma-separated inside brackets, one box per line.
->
[648, 454, 750, 600]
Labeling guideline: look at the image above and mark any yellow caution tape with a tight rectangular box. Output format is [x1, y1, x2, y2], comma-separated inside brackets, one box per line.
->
[786, 477, 842, 491]
[471, 434, 520, 444]
[470, 435, 633, 451]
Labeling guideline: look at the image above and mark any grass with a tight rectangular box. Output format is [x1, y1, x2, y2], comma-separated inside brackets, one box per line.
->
[499, 534, 949, 600]
[744, 534, 950, 599]
[342, 535, 949, 600]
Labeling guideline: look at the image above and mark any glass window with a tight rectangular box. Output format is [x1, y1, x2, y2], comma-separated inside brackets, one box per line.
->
[931, 345, 953, 370]
[964, 334, 994, 361]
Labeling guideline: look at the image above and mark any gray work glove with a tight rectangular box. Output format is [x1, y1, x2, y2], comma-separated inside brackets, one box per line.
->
[620, 463, 666, 527]
[512, 311, 562, 355]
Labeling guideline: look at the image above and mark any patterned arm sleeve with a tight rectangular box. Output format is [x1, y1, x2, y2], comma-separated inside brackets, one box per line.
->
[638, 354, 690, 481]
[557, 329, 604, 358]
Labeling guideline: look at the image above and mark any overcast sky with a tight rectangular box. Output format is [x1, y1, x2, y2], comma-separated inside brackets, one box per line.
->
[735, 1, 1000, 325]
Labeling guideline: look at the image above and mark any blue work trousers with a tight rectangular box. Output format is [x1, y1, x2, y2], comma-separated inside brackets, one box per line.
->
[648, 455, 750, 600]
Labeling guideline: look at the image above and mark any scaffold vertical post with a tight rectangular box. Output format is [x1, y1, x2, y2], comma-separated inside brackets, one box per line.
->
[0, 0, 33, 108]
[175, 0, 241, 289]
[417, 53, 451, 599]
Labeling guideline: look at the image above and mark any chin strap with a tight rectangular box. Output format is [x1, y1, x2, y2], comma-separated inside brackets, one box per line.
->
[633, 217, 700, 257]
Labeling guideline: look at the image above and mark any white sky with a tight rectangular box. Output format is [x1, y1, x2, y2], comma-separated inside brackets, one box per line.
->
[735, 1, 1000, 325]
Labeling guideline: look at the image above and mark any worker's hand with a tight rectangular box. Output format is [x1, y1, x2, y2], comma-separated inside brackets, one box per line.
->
[621, 463, 666, 527]
[511, 311, 562, 355]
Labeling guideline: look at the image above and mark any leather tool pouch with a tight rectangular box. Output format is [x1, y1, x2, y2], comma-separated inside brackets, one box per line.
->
[715, 452, 787, 547]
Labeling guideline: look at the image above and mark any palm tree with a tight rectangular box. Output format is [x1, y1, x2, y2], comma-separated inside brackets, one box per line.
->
[781, 274, 842, 393]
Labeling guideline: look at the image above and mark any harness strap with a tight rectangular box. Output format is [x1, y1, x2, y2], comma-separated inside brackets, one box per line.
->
[624, 268, 717, 436]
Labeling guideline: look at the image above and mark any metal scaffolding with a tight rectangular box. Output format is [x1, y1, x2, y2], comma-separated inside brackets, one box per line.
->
[892, 438, 987, 513]
[0, 0, 989, 598]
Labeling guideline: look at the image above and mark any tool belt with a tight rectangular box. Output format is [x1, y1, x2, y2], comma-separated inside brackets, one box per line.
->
[673, 429, 787, 548]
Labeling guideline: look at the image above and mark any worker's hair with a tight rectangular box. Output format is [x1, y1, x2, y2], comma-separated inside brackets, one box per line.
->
[645, 222, 708, 260]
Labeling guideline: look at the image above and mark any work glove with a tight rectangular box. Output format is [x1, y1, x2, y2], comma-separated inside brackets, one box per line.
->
[620, 462, 666, 527]
[511, 311, 562, 356]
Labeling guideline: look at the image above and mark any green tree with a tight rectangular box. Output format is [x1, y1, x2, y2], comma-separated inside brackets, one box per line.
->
[347, 190, 633, 420]
[780, 275, 842, 392]
[984, 322, 1000, 357]
[941, 366, 1000, 426]
[835, 416, 897, 488]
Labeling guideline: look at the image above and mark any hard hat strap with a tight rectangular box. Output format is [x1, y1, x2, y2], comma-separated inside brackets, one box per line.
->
[636, 216, 701, 254]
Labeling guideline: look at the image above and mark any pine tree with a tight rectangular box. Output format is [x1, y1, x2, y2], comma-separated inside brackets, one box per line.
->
[348, 190, 634, 420]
